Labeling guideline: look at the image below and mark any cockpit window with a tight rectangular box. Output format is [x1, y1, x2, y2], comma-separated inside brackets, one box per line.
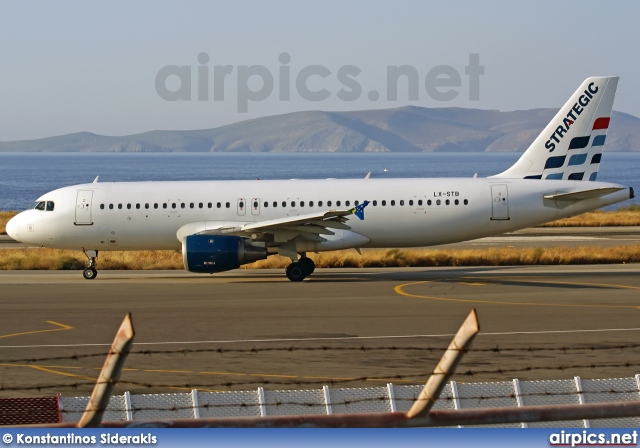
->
[33, 201, 55, 211]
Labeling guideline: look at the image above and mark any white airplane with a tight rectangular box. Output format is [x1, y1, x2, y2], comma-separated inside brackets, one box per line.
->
[6, 76, 634, 281]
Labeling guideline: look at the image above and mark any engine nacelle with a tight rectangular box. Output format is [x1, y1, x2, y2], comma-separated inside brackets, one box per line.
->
[182, 235, 267, 273]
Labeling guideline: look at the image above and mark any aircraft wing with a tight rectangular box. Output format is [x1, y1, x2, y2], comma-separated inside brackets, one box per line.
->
[543, 187, 624, 201]
[196, 201, 371, 241]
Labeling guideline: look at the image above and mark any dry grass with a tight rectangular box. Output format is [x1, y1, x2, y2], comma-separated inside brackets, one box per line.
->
[2, 246, 639, 271]
[0, 249, 183, 270]
[540, 205, 640, 227]
[0, 211, 18, 234]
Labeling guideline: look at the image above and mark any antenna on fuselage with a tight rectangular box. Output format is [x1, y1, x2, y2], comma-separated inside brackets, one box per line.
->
[93, 176, 99, 183]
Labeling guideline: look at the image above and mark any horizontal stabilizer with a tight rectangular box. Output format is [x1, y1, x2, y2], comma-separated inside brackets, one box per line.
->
[543, 187, 624, 201]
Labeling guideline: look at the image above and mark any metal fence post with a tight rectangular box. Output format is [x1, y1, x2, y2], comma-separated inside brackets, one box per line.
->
[574, 376, 590, 428]
[513, 379, 527, 428]
[450, 380, 462, 428]
[124, 391, 132, 421]
[257, 387, 267, 417]
[450, 381, 461, 410]
[191, 390, 200, 419]
[57, 394, 64, 423]
[387, 383, 397, 413]
[322, 385, 333, 415]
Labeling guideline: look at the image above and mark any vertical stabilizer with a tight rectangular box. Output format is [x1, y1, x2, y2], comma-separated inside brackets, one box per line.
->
[491, 76, 618, 180]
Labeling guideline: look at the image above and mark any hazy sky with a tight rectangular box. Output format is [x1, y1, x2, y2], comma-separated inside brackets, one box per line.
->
[2, 0, 639, 141]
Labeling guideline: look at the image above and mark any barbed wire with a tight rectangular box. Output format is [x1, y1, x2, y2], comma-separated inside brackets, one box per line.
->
[3, 359, 640, 393]
[3, 341, 640, 365]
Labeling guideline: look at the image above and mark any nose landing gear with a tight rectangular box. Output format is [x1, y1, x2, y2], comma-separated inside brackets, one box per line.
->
[82, 249, 99, 280]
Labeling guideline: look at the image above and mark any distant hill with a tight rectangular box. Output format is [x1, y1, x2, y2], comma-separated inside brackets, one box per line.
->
[1, 106, 639, 152]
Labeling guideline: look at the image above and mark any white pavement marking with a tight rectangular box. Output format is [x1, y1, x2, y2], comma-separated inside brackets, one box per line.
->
[2, 327, 640, 349]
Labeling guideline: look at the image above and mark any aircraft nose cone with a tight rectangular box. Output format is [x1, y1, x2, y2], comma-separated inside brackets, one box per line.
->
[5, 215, 21, 242]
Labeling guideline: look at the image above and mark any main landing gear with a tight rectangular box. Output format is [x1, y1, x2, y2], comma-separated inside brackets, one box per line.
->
[285, 254, 315, 282]
[82, 249, 98, 280]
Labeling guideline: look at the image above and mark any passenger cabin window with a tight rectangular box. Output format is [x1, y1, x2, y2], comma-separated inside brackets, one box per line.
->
[199, 203, 203, 209]
[309, 201, 314, 207]
[100, 204, 105, 210]
[118, 204, 123, 209]
[381, 200, 386, 206]
[127, 204, 131, 209]
[225, 202, 230, 208]
[318, 201, 323, 207]
[181, 203, 186, 209]
[345, 201, 350, 206]
[208, 203, 213, 208]
[336, 201, 341, 206]
[154, 204, 158, 209]
[145, 203, 149, 209]
[162, 203, 167, 209]
[190, 203, 194, 209]
[372, 200, 377, 206]
[418, 200, 423, 206]
[136, 204, 140, 209]
[273, 201, 277, 207]
[216, 202, 221, 208]
[109, 204, 114, 210]
[464, 199, 469, 205]
[391, 200, 395, 206]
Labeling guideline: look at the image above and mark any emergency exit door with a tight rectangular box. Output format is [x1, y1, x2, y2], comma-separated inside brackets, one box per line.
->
[237, 198, 246, 216]
[251, 198, 260, 216]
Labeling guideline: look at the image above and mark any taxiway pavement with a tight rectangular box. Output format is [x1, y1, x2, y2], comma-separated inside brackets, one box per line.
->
[1, 265, 639, 398]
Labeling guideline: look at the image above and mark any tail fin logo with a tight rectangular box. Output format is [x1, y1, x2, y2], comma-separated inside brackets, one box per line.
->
[546, 82, 599, 152]
[349, 201, 370, 220]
